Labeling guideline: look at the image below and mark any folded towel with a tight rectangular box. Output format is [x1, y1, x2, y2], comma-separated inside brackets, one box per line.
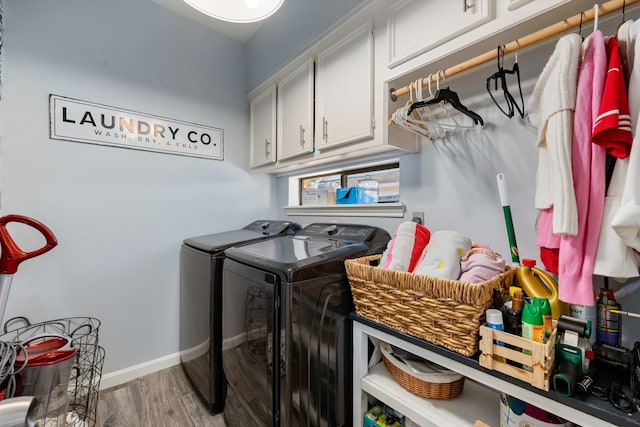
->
[379, 221, 431, 272]
[413, 230, 472, 279]
[459, 245, 506, 283]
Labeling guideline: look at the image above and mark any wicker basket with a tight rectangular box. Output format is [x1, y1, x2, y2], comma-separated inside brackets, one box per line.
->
[346, 254, 516, 356]
[380, 343, 465, 399]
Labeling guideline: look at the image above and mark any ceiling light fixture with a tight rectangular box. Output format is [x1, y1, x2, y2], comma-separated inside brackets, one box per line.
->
[183, 0, 284, 24]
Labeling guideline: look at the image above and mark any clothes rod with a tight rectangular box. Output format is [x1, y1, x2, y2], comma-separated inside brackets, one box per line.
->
[389, 0, 638, 101]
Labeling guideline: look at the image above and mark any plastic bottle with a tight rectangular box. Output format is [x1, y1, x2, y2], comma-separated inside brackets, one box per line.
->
[508, 286, 523, 300]
[569, 291, 597, 346]
[596, 288, 621, 346]
[515, 259, 569, 319]
[503, 291, 524, 336]
[492, 288, 504, 310]
[357, 176, 379, 204]
[522, 303, 544, 371]
[534, 297, 552, 340]
[317, 182, 330, 205]
[486, 308, 506, 362]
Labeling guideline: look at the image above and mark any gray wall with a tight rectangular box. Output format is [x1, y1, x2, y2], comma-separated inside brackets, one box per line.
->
[0, 0, 275, 375]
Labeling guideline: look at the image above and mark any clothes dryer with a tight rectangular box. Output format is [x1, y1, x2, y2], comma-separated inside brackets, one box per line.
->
[179, 220, 300, 413]
[221, 223, 390, 426]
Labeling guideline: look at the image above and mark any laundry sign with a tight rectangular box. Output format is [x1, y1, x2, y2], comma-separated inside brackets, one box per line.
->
[49, 94, 223, 160]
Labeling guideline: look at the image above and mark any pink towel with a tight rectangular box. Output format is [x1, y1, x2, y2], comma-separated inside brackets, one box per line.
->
[379, 222, 431, 272]
[558, 32, 607, 306]
[459, 246, 506, 283]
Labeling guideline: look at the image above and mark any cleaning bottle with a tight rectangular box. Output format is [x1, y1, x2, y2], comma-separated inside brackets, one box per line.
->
[503, 291, 524, 336]
[569, 291, 597, 346]
[492, 287, 504, 310]
[534, 297, 552, 340]
[521, 302, 544, 371]
[516, 259, 569, 319]
[486, 308, 507, 362]
[596, 288, 621, 346]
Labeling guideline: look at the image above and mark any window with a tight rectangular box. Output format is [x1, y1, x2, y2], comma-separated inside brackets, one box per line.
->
[299, 162, 400, 205]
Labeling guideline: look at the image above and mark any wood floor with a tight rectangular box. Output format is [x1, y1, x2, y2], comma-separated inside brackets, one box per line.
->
[97, 364, 227, 427]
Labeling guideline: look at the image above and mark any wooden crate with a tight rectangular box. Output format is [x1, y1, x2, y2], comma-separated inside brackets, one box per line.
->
[478, 325, 556, 391]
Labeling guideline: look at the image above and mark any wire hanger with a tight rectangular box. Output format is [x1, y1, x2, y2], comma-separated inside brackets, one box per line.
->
[486, 44, 525, 119]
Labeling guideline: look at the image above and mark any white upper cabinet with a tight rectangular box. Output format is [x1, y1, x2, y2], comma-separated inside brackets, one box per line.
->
[315, 21, 374, 151]
[250, 85, 277, 168]
[387, 0, 493, 68]
[277, 58, 315, 161]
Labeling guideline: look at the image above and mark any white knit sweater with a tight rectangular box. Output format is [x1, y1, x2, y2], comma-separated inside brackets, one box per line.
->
[527, 34, 582, 236]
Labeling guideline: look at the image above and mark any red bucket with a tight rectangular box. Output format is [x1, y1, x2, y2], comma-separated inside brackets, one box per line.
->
[15, 335, 78, 425]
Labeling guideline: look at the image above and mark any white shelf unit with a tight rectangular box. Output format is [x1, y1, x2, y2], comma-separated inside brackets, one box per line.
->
[353, 319, 619, 427]
[362, 362, 500, 426]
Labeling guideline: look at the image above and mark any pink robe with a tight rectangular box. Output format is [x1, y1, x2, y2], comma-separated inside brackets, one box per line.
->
[558, 32, 607, 305]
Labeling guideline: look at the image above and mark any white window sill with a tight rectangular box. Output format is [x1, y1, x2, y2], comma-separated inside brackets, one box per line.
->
[284, 202, 405, 217]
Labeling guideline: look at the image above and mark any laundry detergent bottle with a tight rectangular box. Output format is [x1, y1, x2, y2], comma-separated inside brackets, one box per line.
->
[516, 259, 569, 319]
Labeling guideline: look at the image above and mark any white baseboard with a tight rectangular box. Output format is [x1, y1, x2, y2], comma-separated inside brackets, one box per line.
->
[99, 333, 247, 391]
[222, 333, 245, 351]
[99, 352, 181, 391]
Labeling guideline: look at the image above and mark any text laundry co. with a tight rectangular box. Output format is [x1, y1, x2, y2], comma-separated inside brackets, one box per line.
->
[49, 94, 223, 160]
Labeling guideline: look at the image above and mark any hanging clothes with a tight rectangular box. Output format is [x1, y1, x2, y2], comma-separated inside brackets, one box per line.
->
[558, 31, 607, 306]
[594, 20, 640, 279]
[611, 17, 640, 256]
[536, 208, 560, 273]
[528, 34, 583, 237]
[593, 38, 633, 158]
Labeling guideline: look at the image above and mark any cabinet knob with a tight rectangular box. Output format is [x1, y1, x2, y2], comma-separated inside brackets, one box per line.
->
[265, 138, 270, 156]
[299, 125, 305, 146]
[323, 117, 328, 141]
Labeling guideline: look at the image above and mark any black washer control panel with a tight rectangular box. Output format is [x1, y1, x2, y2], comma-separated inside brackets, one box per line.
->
[243, 220, 299, 236]
[297, 223, 378, 242]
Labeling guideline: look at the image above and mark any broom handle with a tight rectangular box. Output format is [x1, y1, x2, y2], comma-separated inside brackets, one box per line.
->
[497, 173, 520, 266]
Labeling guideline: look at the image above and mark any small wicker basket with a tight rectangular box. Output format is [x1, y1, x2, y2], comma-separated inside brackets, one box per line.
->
[380, 343, 465, 399]
[346, 254, 516, 356]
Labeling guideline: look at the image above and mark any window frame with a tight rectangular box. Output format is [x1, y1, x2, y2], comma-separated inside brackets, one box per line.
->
[298, 162, 400, 204]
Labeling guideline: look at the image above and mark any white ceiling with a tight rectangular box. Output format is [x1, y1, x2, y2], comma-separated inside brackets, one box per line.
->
[147, 0, 266, 43]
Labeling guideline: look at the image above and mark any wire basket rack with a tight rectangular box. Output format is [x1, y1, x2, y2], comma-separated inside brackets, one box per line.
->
[1, 316, 105, 427]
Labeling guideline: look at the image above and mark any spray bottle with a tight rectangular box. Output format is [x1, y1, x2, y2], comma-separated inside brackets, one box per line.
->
[596, 285, 621, 346]
[516, 259, 569, 319]
[521, 303, 544, 371]
[534, 297, 552, 340]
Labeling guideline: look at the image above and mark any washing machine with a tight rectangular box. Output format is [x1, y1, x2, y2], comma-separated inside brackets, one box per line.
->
[179, 220, 300, 414]
[221, 223, 391, 427]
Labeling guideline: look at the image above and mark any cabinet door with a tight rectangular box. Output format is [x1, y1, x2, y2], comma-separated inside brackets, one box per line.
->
[502, 0, 567, 15]
[277, 58, 314, 161]
[250, 85, 277, 168]
[315, 21, 374, 151]
[387, 0, 493, 67]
